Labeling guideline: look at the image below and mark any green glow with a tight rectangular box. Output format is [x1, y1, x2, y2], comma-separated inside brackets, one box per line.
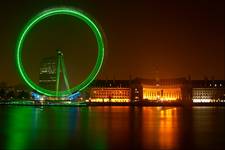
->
[56, 51, 71, 95]
[60, 55, 70, 91]
[6, 107, 32, 150]
[16, 7, 104, 97]
[56, 51, 61, 96]
[55, 51, 72, 96]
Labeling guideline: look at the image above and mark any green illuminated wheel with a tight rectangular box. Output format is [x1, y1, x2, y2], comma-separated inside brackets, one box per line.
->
[16, 7, 104, 97]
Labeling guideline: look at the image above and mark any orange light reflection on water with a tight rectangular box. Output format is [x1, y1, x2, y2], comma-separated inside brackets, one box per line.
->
[142, 107, 178, 149]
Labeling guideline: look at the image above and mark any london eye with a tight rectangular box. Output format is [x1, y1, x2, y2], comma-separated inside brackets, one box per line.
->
[15, 7, 105, 99]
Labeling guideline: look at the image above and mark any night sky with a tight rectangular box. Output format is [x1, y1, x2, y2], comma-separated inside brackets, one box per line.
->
[0, 0, 224, 87]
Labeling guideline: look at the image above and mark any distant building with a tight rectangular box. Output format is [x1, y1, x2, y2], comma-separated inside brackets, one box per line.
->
[39, 57, 57, 91]
[0, 83, 31, 100]
[89, 80, 131, 102]
[138, 78, 186, 101]
[192, 80, 225, 103]
[88, 78, 187, 102]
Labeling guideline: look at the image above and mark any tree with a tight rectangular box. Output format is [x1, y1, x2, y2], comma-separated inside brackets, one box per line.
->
[6, 91, 15, 99]
[0, 88, 6, 99]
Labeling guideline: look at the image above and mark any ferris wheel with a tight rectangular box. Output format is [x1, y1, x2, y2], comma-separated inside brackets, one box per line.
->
[15, 7, 105, 98]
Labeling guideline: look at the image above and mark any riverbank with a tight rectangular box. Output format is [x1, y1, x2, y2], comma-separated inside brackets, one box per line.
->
[87, 102, 225, 106]
[0, 100, 87, 106]
[0, 100, 225, 107]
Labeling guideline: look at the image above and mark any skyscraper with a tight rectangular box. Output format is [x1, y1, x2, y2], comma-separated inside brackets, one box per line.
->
[39, 57, 57, 91]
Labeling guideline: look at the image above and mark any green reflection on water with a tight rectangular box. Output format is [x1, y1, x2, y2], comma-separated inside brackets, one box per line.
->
[79, 107, 107, 150]
[6, 106, 32, 150]
[4, 106, 107, 150]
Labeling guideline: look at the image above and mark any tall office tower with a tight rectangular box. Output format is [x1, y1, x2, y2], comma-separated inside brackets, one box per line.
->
[39, 57, 57, 90]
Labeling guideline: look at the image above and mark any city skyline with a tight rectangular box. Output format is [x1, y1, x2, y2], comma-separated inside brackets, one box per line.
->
[0, 0, 224, 86]
[0, 2, 224, 150]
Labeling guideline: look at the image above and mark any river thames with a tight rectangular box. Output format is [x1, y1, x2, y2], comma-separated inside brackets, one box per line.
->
[0, 106, 224, 150]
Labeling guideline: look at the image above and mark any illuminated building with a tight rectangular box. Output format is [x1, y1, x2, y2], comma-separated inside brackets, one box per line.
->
[89, 80, 131, 102]
[39, 57, 57, 91]
[143, 87, 181, 101]
[192, 80, 225, 103]
[85, 78, 225, 104]
[139, 78, 185, 101]
[89, 78, 186, 102]
[90, 88, 130, 102]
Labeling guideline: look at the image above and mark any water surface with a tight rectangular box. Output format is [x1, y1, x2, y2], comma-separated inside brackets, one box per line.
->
[0, 106, 224, 150]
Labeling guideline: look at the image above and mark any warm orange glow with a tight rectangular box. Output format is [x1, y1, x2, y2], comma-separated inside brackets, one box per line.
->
[90, 88, 130, 102]
[159, 108, 178, 149]
[143, 87, 181, 101]
[142, 107, 178, 149]
[90, 98, 130, 102]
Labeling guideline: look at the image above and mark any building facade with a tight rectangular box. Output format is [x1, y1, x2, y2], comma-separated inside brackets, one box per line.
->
[88, 78, 187, 102]
[192, 80, 225, 103]
[89, 80, 131, 102]
[90, 88, 131, 102]
[39, 57, 57, 91]
[139, 78, 185, 101]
